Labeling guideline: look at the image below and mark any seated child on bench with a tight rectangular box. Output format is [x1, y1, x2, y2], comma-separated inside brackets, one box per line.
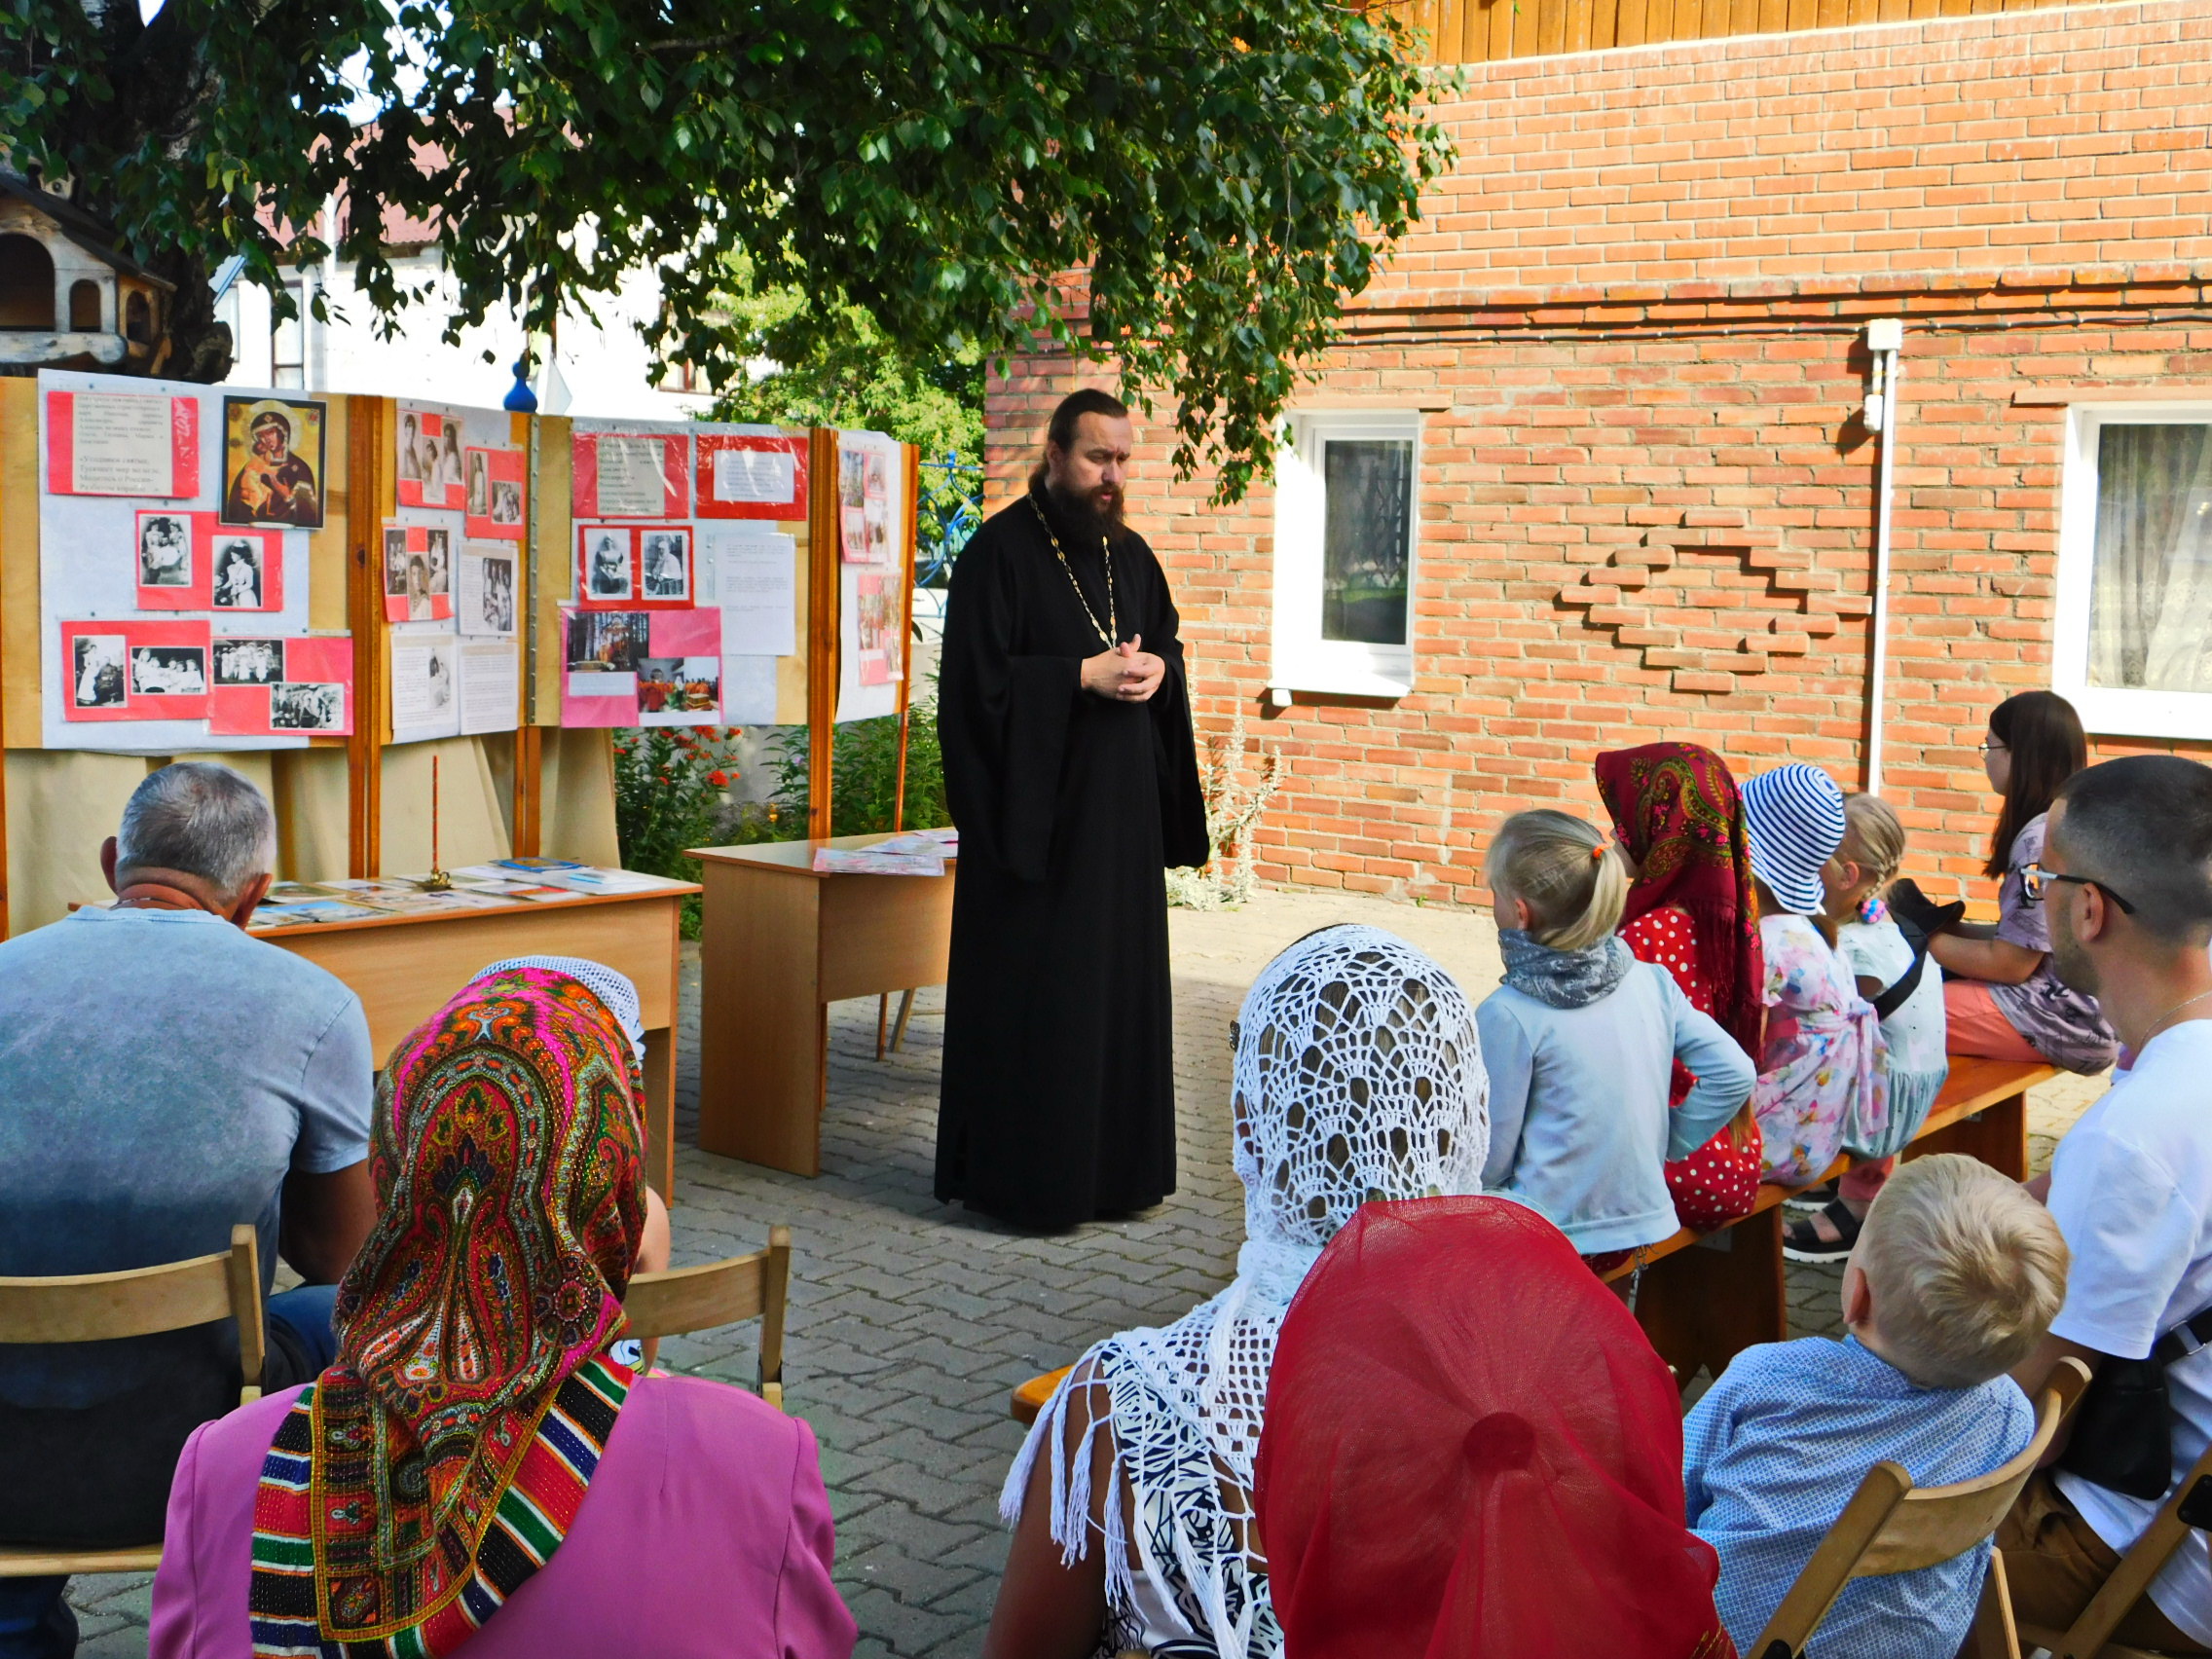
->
[1477, 809, 1755, 1278]
[1787, 793, 1951, 1263]
[1684, 1154, 2068, 1658]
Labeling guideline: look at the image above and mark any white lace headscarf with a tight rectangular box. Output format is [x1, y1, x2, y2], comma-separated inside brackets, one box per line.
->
[471, 954, 645, 1064]
[1002, 925, 1490, 1658]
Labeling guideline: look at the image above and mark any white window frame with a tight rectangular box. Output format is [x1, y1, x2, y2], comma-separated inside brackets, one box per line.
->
[1270, 410, 1420, 699]
[2054, 402, 2212, 739]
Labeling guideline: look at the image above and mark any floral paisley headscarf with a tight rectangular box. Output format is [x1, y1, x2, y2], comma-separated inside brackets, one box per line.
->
[248, 966, 645, 1659]
[1594, 742, 1763, 1058]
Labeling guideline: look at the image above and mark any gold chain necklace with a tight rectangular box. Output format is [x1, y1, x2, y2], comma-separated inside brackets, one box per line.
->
[1029, 498, 1117, 648]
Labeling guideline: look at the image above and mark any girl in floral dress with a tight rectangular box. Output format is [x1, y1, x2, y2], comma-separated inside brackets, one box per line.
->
[1593, 742, 1766, 1233]
[1741, 764, 1889, 1186]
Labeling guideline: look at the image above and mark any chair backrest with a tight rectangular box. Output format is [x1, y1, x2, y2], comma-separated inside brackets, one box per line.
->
[1750, 1357, 2093, 1659]
[621, 1226, 789, 1405]
[0, 1224, 266, 1398]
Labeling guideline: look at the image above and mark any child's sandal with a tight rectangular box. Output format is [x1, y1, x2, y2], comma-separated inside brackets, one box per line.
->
[1782, 1199, 1862, 1264]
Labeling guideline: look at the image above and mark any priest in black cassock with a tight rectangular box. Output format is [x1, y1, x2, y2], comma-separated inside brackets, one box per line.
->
[935, 389, 1208, 1230]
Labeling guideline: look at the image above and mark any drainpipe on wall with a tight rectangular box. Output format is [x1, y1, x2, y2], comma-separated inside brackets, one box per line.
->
[1863, 318, 1904, 796]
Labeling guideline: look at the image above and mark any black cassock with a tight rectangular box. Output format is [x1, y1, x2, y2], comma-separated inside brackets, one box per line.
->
[935, 487, 1208, 1229]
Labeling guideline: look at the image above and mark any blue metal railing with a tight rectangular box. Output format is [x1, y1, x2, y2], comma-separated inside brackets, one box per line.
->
[918, 451, 983, 590]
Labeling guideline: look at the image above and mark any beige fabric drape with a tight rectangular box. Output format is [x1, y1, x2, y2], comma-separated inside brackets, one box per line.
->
[3, 750, 147, 933]
[538, 728, 621, 867]
[379, 737, 513, 874]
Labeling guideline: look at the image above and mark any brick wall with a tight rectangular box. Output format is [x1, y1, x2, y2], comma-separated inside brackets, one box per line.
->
[985, 0, 2212, 907]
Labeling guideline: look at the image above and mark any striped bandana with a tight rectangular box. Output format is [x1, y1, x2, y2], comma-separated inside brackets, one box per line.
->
[248, 1359, 632, 1658]
[1742, 763, 1848, 917]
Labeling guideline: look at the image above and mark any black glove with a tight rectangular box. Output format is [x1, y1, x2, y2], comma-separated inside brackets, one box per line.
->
[1886, 877, 1966, 943]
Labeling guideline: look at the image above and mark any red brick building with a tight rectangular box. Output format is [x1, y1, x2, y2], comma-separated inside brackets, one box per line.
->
[987, 0, 2212, 906]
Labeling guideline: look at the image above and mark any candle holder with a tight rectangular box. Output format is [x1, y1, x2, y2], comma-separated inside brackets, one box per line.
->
[419, 754, 453, 890]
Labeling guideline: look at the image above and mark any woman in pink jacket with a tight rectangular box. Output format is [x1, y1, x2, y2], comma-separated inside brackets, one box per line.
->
[149, 961, 855, 1659]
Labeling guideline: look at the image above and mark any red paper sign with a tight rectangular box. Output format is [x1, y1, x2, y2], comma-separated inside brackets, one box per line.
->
[694, 433, 808, 520]
[571, 430, 686, 519]
[461, 446, 528, 541]
[46, 390, 199, 498]
[62, 618, 211, 721]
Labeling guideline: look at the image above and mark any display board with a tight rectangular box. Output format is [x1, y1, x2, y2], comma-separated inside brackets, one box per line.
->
[37, 370, 348, 752]
[0, 373, 918, 935]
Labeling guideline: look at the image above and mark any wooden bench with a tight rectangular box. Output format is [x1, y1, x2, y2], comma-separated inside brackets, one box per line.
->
[1009, 1055, 2057, 1423]
[1615, 1053, 2051, 1388]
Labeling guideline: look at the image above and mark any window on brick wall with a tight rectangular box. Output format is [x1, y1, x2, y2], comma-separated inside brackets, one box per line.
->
[1271, 411, 1419, 697]
[2056, 406, 2212, 739]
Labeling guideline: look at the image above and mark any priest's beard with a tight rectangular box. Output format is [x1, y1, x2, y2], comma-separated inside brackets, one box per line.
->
[1036, 465, 1127, 543]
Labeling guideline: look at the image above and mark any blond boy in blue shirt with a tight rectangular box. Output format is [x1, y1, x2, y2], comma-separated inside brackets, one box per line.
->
[1684, 1154, 2068, 1657]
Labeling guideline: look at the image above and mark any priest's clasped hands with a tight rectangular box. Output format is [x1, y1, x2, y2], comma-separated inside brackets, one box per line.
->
[1082, 636, 1166, 703]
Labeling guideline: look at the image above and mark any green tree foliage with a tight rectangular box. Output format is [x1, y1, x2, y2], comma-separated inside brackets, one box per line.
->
[1, 0, 1454, 497]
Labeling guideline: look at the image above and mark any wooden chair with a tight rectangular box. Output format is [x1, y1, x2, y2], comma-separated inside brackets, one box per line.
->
[1748, 1356, 2092, 1659]
[622, 1226, 792, 1409]
[2014, 1433, 2212, 1659]
[0, 1224, 266, 1578]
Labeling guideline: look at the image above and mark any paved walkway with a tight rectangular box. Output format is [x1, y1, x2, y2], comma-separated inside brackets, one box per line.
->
[62, 889, 2106, 1657]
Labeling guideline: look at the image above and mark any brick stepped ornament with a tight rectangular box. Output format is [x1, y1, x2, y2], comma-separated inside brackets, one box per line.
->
[1554, 509, 1871, 694]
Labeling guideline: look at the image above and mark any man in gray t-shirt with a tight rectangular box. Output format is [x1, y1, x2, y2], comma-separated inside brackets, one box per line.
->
[0, 764, 373, 1653]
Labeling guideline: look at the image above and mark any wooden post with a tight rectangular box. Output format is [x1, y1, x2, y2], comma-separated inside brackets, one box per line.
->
[345, 395, 392, 877]
[892, 442, 920, 834]
[511, 409, 541, 857]
[0, 380, 36, 940]
[805, 427, 839, 840]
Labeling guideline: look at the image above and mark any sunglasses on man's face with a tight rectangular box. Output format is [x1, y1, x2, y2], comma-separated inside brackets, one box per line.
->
[2020, 861, 2137, 915]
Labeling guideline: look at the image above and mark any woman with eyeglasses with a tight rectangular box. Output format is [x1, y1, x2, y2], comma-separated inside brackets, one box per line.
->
[1922, 691, 2116, 1074]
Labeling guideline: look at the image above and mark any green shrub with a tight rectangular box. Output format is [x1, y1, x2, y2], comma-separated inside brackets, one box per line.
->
[611, 727, 747, 936]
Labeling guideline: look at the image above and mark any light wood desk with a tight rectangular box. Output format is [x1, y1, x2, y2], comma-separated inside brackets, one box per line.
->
[688, 834, 954, 1176]
[257, 877, 697, 1198]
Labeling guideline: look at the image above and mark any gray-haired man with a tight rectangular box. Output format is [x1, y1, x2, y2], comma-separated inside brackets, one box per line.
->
[0, 762, 373, 1658]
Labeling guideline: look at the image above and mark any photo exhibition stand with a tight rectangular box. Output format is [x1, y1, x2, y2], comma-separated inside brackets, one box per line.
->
[0, 377, 914, 1198]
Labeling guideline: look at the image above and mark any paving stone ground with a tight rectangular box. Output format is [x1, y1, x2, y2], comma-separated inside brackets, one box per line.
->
[62, 888, 2106, 1657]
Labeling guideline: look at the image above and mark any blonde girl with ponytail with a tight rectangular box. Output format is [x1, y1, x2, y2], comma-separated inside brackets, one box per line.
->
[1477, 809, 1757, 1279]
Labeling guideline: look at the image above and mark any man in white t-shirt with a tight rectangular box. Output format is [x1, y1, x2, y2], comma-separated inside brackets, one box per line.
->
[2001, 755, 2212, 1652]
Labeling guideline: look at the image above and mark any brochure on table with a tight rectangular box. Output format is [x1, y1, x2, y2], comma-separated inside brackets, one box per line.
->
[37, 369, 351, 751]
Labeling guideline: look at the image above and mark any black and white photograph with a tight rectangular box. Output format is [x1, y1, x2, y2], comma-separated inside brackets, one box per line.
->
[426, 528, 451, 596]
[384, 528, 410, 601]
[213, 638, 283, 686]
[584, 528, 632, 601]
[136, 513, 192, 589]
[642, 529, 690, 601]
[272, 682, 345, 730]
[567, 608, 645, 674]
[211, 536, 265, 609]
[460, 549, 517, 637]
[129, 645, 207, 697]
[466, 449, 490, 518]
[425, 642, 454, 713]
[491, 479, 523, 525]
[72, 636, 126, 708]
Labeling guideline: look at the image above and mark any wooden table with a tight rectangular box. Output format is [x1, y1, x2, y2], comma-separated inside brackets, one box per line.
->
[257, 877, 697, 1198]
[687, 833, 955, 1176]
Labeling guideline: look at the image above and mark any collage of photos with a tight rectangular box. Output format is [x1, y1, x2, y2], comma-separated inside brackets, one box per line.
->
[574, 524, 691, 608]
[61, 618, 214, 721]
[382, 523, 454, 622]
[133, 512, 282, 612]
[397, 409, 467, 509]
[208, 635, 353, 736]
[560, 604, 721, 727]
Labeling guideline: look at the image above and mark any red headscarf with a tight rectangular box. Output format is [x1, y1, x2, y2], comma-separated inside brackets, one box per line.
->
[1252, 1198, 1734, 1659]
[1595, 742, 1763, 1058]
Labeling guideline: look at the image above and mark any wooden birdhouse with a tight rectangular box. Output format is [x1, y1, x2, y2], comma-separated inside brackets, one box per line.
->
[0, 172, 172, 377]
